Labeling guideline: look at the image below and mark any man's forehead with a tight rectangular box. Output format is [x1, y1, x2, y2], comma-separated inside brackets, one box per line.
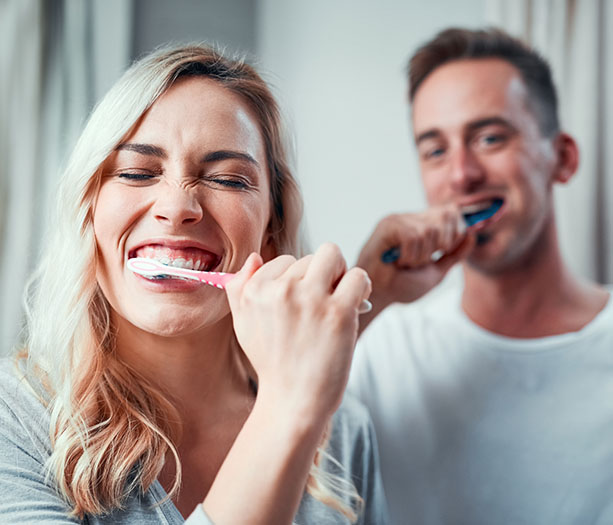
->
[411, 58, 529, 136]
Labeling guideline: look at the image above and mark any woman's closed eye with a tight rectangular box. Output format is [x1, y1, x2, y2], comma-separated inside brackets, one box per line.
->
[118, 172, 157, 182]
[202, 173, 254, 190]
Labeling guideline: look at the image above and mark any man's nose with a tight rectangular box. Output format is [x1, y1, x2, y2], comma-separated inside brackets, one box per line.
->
[152, 183, 204, 226]
[449, 146, 485, 192]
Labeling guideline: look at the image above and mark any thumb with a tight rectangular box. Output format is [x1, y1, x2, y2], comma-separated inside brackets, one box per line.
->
[225, 252, 263, 307]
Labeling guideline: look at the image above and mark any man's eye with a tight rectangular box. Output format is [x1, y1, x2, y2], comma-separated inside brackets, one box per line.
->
[476, 133, 507, 148]
[422, 146, 445, 160]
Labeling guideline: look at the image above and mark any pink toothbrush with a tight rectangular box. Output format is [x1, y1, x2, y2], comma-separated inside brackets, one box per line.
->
[127, 257, 372, 313]
[127, 257, 234, 289]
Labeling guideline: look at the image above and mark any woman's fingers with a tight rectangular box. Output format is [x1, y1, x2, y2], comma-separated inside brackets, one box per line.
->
[230, 244, 368, 315]
[303, 243, 347, 293]
[225, 252, 263, 309]
[229, 252, 263, 289]
[251, 254, 297, 281]
[333, 267, 372, 312]
[280, 254, 314, 281]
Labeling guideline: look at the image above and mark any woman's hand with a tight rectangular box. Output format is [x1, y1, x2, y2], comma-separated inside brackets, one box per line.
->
[225, 242, 372, 421]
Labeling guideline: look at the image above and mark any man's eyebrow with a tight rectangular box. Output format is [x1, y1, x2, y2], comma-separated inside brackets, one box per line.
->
[466, 116, 516, 132]
[415, 129, 441, 145]
[115, 143, 166, 157]
[201, 150, 260, 167]
[415, 117, 517, 145]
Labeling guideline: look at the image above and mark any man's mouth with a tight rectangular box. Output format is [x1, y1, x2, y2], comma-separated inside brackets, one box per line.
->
[461, 198, 504, 226]
[129, 245, 221, 273]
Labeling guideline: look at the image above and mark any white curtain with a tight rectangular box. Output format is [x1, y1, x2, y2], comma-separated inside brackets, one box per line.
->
[485, 0, 613, 284]
[0, 0, 132, 355]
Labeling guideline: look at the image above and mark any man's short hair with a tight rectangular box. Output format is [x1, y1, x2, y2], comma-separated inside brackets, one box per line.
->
[408, 27, 560, 137]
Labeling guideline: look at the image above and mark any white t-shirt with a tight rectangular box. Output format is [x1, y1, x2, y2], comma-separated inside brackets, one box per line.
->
[348, 286, 613, 525]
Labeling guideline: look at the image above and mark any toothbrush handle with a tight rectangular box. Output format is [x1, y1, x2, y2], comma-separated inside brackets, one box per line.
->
[381, 246, 401, 264]
[196, 271, 235, 289]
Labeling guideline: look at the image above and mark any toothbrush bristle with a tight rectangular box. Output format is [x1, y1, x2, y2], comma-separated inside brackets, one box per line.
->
[144, 273, 191, 281]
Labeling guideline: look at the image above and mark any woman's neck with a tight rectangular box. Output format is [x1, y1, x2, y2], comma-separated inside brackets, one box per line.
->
[113, 315, 253, 423]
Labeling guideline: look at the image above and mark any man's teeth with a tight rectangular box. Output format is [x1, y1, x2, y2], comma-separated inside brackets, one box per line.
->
[462, 201, 496, 214]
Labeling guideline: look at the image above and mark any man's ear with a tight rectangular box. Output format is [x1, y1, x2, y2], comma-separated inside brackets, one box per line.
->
[552, 132, 579, 184]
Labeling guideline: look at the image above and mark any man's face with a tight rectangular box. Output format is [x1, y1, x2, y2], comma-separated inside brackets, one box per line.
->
[412, 58, 559, 274]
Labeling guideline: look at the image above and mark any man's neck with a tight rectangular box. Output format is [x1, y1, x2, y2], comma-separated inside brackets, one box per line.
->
[461, 227, 608, 338]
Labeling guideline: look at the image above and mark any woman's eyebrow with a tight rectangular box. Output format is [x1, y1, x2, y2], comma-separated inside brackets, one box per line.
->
[114, 145, 259, 167]
[115, 143, 166, 157]
[202, 150, 260, 167]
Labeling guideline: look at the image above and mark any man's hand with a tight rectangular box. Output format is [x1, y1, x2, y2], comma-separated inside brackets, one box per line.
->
[356, 204, 475, 334]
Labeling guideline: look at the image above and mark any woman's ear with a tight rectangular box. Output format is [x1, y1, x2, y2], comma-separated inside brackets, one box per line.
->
[260, 230, 277, 262]
[552, 132, 579, 184]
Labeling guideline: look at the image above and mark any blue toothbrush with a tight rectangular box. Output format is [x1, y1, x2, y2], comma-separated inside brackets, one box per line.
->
[381, 199, 503, 263]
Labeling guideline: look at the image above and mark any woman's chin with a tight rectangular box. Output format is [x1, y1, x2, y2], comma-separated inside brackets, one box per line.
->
[115, 303, 231, 339]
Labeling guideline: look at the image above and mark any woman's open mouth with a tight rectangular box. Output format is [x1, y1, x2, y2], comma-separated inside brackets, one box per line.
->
[128, 245, 221, 280]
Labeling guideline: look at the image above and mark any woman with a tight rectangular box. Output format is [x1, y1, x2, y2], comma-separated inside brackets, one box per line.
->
[0, 45, 388, 524]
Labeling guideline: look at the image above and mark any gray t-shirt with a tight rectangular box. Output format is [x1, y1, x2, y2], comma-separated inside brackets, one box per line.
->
[0, 360, 389, 524]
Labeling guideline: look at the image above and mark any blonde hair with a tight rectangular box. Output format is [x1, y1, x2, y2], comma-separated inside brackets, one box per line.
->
[21, 44, 360, 520]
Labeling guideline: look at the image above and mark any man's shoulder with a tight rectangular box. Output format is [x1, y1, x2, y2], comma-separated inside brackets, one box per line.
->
[350, 284, 463, 401]
[361, 283, 463, 342]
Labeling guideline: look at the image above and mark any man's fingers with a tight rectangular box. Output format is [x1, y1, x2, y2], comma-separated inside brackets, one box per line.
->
[434, 232, 476, 272]
[376, 206, 466, 268]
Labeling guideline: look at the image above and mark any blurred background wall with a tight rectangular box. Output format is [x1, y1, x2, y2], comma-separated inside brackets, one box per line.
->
[1, 0, 611, 354]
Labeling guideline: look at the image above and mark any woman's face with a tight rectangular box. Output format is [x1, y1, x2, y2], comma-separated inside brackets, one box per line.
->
[93, 76, 272, 337]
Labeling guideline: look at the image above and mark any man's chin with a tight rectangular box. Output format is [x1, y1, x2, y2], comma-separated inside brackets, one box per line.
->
[475, 232, 492, 246]
[464, 239, 514, 276]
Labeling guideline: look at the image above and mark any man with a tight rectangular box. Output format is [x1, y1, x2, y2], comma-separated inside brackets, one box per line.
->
[349, 28, 613, 525]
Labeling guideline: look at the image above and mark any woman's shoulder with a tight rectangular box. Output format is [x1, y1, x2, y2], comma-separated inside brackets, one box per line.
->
[328, 394, 379, 469]
[295, 395, 390, 524]
[0, 356, 41, 401]
[332, 394, 372, 433]
[0, 357, 51, 450]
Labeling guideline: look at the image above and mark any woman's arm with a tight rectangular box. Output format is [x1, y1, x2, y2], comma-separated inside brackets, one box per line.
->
[0, 397, 81, 524]
[203, 243, 371, 524]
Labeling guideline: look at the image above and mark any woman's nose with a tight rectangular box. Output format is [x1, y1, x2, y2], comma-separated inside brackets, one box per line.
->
[152, 184, 204, 226]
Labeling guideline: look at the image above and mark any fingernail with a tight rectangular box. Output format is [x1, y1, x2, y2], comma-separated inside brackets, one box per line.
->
[358, 299, 373, 314]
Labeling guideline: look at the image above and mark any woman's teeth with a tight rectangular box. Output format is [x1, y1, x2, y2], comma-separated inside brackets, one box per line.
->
[133, 246, 216, 272]
[153, 257, 207, 271]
